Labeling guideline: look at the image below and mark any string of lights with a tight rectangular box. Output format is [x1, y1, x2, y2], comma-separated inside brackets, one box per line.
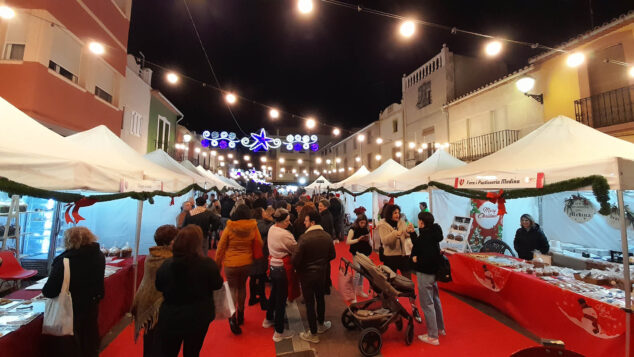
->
[182, 0, 248, 136]
[315, 0, 567, 53]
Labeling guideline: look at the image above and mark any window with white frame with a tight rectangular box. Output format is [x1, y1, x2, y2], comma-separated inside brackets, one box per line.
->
[156, 115, 170, 151]
[49, 26, 81, 83]
[130, 111, 143, 137]
[3, 16, 27, 61]
[3, 43, 25, 60]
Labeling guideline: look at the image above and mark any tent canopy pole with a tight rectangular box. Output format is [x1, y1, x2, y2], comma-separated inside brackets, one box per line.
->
[131, 200, 144, 309]
[617, 190, 631, 357]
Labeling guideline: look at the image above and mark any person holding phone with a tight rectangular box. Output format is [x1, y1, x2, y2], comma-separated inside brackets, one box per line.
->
[346, 214, 372, 298]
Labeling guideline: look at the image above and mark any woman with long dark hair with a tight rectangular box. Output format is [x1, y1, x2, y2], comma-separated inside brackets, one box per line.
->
[377, 204, 411, 276]
[346, 214, 372, 298]
[155, 225, 223, 357]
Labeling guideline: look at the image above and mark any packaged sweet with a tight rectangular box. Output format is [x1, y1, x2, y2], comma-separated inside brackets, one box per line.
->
[120, 242, 132, 258]
[108, 246, 121, 257]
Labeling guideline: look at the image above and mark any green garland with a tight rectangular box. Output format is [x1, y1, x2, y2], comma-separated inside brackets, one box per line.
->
[327, 175, 612, 216]
[0, 177, 234, 204]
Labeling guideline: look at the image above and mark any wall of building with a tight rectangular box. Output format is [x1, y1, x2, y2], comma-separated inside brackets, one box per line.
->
[533, 22, 634, 123]
[446, 71, 544, 142]
[120, 56, 152, 155]
[0, 5, 128, 134]
[148, 94, 177, 154]
[453, 54, 508, 99]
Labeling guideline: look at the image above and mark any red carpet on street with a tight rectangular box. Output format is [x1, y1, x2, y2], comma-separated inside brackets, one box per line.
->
[102, 242, 535, 356]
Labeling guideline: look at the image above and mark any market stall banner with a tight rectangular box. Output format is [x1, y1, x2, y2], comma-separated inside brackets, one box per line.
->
[564, 194, 597, 224]
[469, 199, 503, 251]
[453, 173, 545, 189]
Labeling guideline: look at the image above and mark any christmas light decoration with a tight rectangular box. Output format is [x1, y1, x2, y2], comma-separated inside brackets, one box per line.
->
[202, 128, 319, 152]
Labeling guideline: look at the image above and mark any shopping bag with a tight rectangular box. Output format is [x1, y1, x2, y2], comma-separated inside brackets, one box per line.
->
[213, 281, 235, 320]
[42, 258, 74, 336]
[338, 259, 356, 302]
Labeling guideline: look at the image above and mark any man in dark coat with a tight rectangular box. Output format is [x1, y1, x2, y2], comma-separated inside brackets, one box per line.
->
[220, 195, 235, 219]
[328, 193, 344, 240]
[183, 196, 220, 252]
[317, 199, 335, 239]
[293, 211, 336, 344]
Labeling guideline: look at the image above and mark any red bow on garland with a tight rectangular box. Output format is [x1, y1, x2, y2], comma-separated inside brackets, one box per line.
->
[486, 190, 507, 216]
[388, 196, 395, 205]
[170, 197, 175, 206]
[64, 198, 98, 224]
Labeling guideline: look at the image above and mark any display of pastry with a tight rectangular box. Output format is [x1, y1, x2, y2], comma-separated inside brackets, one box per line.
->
[120, 242, 132, 258]
[108, 246, 120, 257]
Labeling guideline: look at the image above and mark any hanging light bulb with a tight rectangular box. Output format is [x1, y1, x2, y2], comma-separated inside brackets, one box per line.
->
[399, 20, 415, 38]
[269, 108, 280, 119]
[376, 138, 383, 144]
[298, 0, 314, 14]
[408, 142, 416, 149]
[333, 128, 341, 136]
[306, 118, 316, 129]
[484, 40, 503, 57]
[225, 92, 237, 104]
[166, 72, 179, 84]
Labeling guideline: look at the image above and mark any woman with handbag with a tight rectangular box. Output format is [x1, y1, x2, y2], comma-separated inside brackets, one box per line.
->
[410, 211, 446, 346]
[42, 227, 105, 357]
[215, 204, 264, 335]
[155, 225, 223, 357]
[131, 225, 179, 356]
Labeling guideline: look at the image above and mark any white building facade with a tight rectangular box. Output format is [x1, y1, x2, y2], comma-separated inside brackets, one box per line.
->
[120, 55, 152, 154]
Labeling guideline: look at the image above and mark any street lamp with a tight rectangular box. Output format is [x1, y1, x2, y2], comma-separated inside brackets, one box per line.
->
[375, 154, 382, 161]
[357, 134, 365, 142]
[0, 6, 15, 20]
[376, 138, 383, 144]
[316, 157, 322, 164]
[395, 140, 403, 147]
[566, 52, 585, 68]
[88, 42, 105, 55]
[516, 76, 543, 104]
[298, 0, 314, 14]
[408, 142, 416, 149]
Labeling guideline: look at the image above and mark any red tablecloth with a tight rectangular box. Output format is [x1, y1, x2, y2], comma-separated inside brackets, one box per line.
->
[439, 252, 632, 357]
[0, 256, 145, 357]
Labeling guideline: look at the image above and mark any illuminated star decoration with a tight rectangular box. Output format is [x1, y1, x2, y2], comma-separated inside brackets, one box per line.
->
[249, 129, 274, 152]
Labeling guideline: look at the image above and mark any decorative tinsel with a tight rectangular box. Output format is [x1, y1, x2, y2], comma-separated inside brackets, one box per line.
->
[327, 175, 612, 216]
[0, 177, 232, 204]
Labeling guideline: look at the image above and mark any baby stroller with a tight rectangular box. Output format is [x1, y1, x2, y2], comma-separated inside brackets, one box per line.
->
[340, 253, 417, 356]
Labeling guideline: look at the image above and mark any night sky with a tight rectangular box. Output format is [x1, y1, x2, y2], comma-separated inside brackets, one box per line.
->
[127, 0, 632, 136]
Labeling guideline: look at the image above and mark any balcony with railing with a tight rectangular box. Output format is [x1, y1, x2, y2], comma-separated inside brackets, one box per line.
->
[449, 130, 520, 162]
[574, 85, 634, 129]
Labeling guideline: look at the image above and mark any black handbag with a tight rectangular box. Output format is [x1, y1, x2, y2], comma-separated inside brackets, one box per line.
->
[436, 253, 452, 283]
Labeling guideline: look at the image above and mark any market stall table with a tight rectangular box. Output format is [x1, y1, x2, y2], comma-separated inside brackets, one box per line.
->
[439, 252, 632, 357]
[0, 257, 144, 357]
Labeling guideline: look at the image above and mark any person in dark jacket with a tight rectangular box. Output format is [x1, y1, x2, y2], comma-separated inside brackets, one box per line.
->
[293, 211, 336, 344]
[317, 199, 335, 238]
[156, 225, 223, 357]
[42, 227, 105, 357]
[183, 196, 220, 253]
[514, 213, 549, 260]
[253, 192, 268, 210]
[328, 194, 344, 240]
[220, 195, 235, 219]
[409, 211, 446, 346]
[250, 207, 273, 309]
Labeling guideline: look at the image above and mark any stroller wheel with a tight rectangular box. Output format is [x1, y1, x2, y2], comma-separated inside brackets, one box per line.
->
[395, 318, 403, 331]
[359, 328, 382, 357]
[405, 320, 414, 346]
[341, 309, 356, 330]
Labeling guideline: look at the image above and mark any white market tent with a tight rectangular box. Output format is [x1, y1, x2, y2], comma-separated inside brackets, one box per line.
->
[198, 166, 242, 190]
[144, 150, 211, 188]
[305, 175, 333, 194]
[346, 159, 408, 191]
[430, 116, 633, 349]
[331, 166, 370, 190]
[430, 116, 634, 190]
[66, 126, 194, 192]
[389, 149, 465, 192]
[0, 97, 143, 192]
[180, 160, 234, 190]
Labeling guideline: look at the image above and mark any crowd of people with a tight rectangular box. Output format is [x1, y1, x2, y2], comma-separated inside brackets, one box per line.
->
[40, 188, 458, 356]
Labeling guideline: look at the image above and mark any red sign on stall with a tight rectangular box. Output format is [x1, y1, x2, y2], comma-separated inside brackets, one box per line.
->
[468, 199, 503, 251]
